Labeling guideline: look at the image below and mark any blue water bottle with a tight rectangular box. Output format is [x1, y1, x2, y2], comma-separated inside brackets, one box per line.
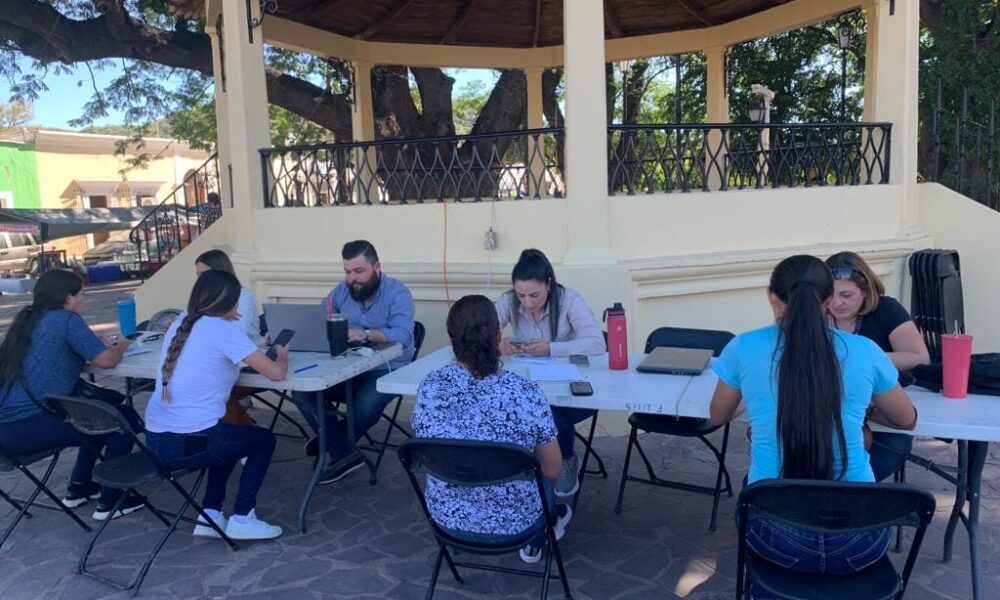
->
[117, 296, 137, 337]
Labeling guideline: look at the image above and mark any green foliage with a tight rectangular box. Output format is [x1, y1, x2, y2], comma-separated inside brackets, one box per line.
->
[728, 10, 866, 123]
[452, 77, 491, 134]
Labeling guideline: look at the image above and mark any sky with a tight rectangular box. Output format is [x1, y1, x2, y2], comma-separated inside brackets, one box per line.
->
[1, 61, 495, 130]
[0, 61, 127, 129]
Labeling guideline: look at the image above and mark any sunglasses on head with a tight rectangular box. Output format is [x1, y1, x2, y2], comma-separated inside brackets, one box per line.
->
[830, 265, 863, 281]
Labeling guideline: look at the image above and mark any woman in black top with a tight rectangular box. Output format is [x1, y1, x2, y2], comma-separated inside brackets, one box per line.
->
[825, 252, 930, 480]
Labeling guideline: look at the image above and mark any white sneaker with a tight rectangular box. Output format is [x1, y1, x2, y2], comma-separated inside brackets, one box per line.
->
[224, 509, 283, 540]
[554, 455, 580, 497]
[553, 504, 573, 540]
[193, 512, 228, 538]
[519, 505, 573, 564]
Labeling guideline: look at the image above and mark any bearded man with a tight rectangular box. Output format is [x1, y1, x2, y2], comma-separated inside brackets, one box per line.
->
[289, 240, 415, 484]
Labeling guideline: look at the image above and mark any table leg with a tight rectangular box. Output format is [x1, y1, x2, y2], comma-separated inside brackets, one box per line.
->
[298, 390, 325, 534]
[571, 414, 600, 512]
[966, 441, 987, 600]
[940, 439, 987, 600]
[943, 440, 968, 562]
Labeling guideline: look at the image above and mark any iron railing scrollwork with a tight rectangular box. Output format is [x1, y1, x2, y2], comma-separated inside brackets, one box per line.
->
[607, 123, 892, 195]
[128, 153, 221, 280]
[259, 128, 565, 207]
[926, 81, 998, 210]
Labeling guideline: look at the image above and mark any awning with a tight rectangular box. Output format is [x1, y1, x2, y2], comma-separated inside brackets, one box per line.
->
[0, 208, 152, 242]
[69, 180, 127, 197]
[65, 180, 166, 199]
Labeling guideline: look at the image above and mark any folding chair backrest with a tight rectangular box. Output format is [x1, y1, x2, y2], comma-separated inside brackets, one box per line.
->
[399, 439, 538, 488]
[738, 479, 936, 534]
[644, 326, 734, 356]
[46, 394, 133, 437]
[413, 321, 427, 359]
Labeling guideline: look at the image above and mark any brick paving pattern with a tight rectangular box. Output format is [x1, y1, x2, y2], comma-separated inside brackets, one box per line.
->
[0, 282, 997, 599]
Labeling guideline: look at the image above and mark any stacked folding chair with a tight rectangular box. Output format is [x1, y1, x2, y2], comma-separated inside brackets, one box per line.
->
[908, 249, 964, 360]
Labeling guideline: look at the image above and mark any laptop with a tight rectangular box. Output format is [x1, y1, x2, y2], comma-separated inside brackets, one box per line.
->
[636, 346, 713, 375]
[262, 303, 329, 352]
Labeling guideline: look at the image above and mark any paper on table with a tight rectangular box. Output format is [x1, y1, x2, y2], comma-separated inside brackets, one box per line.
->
[124, 344, 153, 358]
[528, 364, 582, 382]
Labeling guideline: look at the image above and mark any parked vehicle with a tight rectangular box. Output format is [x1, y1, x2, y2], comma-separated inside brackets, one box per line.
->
[0, 232, 42, 275]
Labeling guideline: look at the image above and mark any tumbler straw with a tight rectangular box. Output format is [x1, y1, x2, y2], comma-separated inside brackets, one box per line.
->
[326, 295, 333, 319]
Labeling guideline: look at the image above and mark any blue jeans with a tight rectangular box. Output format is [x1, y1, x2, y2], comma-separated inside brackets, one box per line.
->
[552, 407, 596, 459]
[440, 481, 557, 549]
[0, 406, 140, 501]
[869, 432, 913, 482]
[144, 422, 275, 516]
[289, 369, 393, 464]
[746, 517, 890, 579]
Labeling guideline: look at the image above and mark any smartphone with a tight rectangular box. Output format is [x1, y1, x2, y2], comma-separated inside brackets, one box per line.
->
[569, 381, 593, 396]
[508, 338, 527, 348]
[266, 329, 295, 360]
[569, 354, 589, 367]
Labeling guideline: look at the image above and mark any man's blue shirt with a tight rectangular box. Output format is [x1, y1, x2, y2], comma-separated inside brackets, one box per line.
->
[325, 274, 415, 369]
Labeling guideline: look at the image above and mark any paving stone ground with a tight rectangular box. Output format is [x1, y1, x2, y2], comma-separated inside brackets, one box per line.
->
[0, 282, 997, 599]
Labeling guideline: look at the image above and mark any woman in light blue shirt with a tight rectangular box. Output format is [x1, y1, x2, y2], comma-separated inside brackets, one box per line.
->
[709, 255, 917, 577]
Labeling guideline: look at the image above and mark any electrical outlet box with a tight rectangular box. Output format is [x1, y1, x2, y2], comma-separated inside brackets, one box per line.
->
[484, 228, 498, 250]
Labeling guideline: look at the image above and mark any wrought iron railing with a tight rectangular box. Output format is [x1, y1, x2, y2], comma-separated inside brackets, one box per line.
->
[128, 153, 221, 280]
[925, 82, 998, 210]
[259, 128, 565, 207]
[607, 123, 892, 194]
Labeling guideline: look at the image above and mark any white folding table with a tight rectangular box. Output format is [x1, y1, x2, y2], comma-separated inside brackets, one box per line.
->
[378, 345, 999, 600]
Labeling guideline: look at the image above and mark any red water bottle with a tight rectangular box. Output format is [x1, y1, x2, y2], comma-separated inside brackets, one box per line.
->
[604, 302, 628, 370]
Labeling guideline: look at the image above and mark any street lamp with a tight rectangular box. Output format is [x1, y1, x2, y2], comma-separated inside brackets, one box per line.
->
[618, 59, 631, 124]
[838, 22, 851, 122]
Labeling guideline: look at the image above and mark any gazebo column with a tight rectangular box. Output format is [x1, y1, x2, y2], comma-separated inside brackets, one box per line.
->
[211, 0, 271, 257]
[525, 66, 547, 198]
[351, 60, 378, 204]
[562, 0, 614, 264]
[704, 45, 730, 190]
[865, 0, 920, 234]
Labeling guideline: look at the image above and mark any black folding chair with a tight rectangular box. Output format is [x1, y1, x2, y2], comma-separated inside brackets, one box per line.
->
[0, 442, 92, 546]
[615, 327, 734, 531]
[46, 395, 237, 595]
[398, 439, 573, 600]
[736, 479, 936, 600]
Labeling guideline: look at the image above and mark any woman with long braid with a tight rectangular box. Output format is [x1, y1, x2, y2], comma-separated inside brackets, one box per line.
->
[144, 270, 288, 540]
[709, 255, 917, 580]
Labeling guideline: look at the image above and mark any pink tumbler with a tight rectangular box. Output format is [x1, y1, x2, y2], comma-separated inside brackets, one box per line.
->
[941, 333, 974, 399]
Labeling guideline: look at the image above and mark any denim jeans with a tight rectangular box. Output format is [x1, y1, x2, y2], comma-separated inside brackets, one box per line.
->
[746, 517, 890, 582]
[289, 369, 393, 464]
[440, 481, 558, 549]
[0, 405, 140, 500]
[144, 422, 276, 516]
[551, 407, 596, 459]
[869, 431, 913, 482]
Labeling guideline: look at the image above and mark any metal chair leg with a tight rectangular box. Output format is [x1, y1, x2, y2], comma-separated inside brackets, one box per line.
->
[615, 425, 639, 513]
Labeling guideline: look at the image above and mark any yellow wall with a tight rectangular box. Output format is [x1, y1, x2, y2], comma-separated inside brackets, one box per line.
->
[31, 134, 207, 258]
[134, 185, 923, 355]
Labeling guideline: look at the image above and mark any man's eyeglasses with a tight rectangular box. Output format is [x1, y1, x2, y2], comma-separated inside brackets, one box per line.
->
[830, 265, 862, 281]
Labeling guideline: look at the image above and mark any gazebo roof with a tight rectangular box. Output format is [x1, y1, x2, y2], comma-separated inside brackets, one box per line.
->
[171, 0, 793, 48]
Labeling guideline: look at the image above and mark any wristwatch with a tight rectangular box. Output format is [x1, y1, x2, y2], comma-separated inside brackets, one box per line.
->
[363, 328, 371, 342]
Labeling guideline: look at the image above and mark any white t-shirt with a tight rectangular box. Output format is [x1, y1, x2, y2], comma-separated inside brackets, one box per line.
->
[145, 316, 259, 433]
[237, 287, 260, 338]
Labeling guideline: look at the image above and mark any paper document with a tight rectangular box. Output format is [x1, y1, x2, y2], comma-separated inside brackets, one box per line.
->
[124, 345, 153, 358]
[528, 364, 582, 382]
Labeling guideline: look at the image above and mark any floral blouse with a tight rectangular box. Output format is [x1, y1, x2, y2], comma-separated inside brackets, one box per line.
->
[412, 362, 557, 535]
